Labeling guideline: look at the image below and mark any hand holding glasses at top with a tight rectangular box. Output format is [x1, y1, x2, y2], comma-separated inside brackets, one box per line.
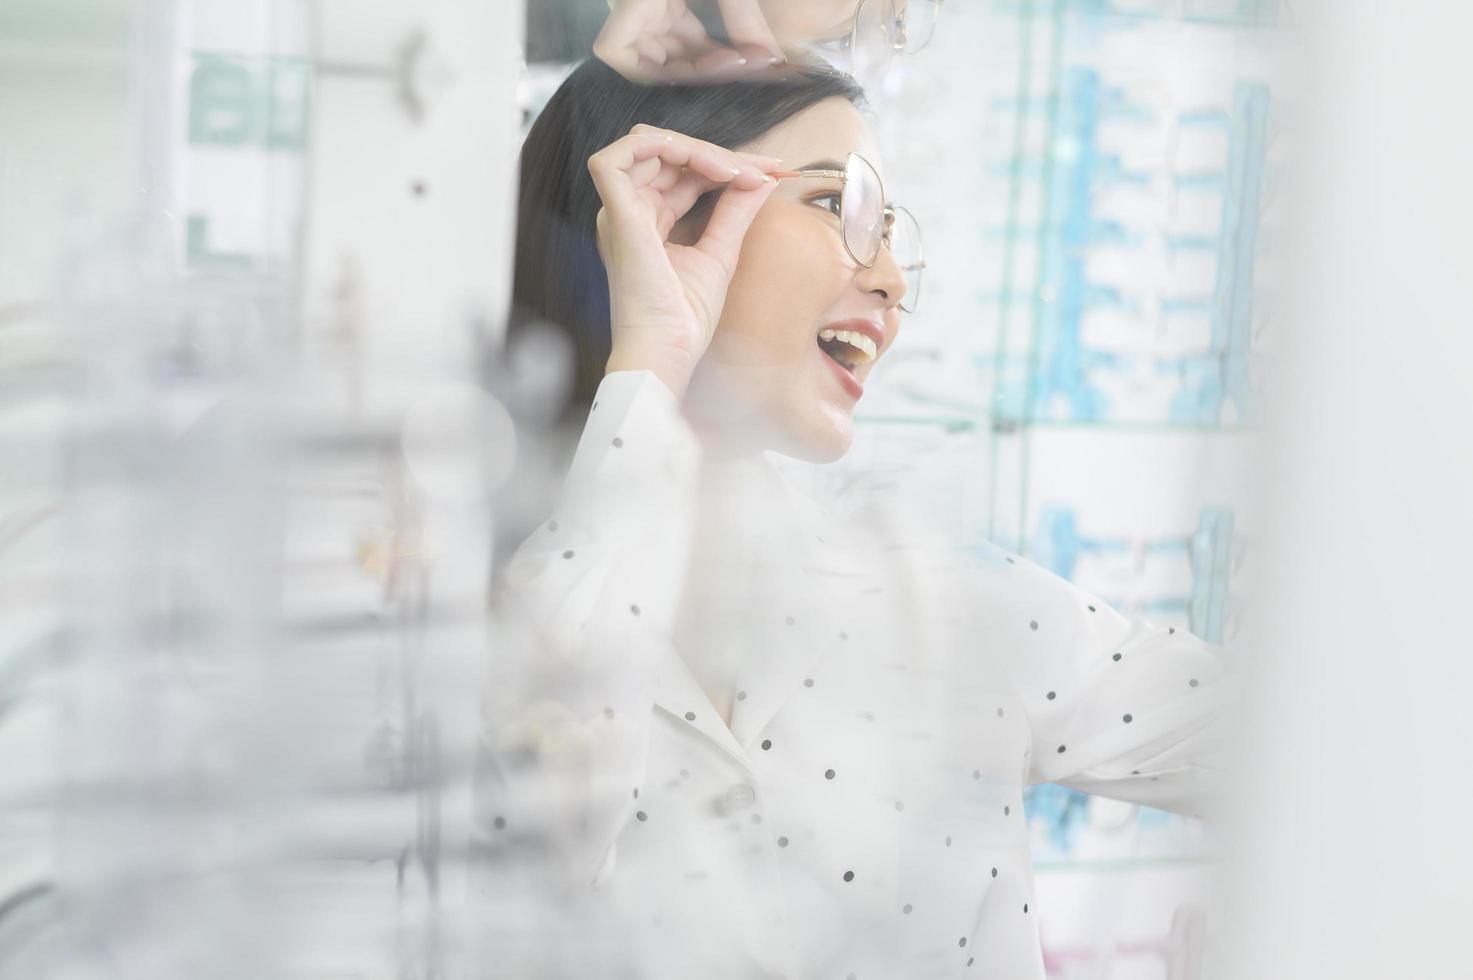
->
[594, 0, 944, 84]
[593, 0, 786, 84]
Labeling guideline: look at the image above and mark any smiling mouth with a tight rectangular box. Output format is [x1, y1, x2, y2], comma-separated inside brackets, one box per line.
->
[815, 329, 877, 376]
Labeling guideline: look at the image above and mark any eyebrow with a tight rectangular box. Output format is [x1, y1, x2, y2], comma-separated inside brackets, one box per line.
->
[792, 158, 898, 209]
[796, 158, 847, 173]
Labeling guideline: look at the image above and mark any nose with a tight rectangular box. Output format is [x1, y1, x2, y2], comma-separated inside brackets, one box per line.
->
[855, 239, 909, 311]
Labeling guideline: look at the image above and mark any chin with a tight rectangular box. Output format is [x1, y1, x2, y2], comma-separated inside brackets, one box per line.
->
[776, 417, 853, 464]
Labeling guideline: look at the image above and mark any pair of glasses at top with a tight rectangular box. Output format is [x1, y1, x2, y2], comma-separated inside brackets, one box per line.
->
[808, 0, 944, 77]
[770, 151, 925, 314]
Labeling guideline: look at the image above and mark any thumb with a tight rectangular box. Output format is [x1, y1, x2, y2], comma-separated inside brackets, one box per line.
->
[592, 0, 664, 76]
[715, 0, 782, 56]
[693, 178, 778, 272]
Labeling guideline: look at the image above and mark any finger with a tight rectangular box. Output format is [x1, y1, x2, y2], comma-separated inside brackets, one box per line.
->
[665, 9, 756, 80]
[668, 8, 716, 53]
[731, 42, 787, 71]
[653, 174, 726, 239]
[634, 33, 668, 66]
[646, 56, 700, 82]
[589, 133, 761, 222]
[592, 2, 654, 77]
[624, 125, 783, 178]
[631, 149, 748, 195]
[735, 150, 785, 170]
[690, 43, 750, 76]
[715, 0, 783, 58]
[591, 37, 642, 79]
[694, 179, 779, 270]
[662, 173, 722, 219]
[657, 15, 695, 60]
[648, 160, 692, 192]
[623, 126, 776, 185]
[626, 154, 665, 189]
[647, 157, 768, 194]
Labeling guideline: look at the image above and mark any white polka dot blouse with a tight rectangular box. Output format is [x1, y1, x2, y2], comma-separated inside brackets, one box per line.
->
[473, 369, 1235, 979]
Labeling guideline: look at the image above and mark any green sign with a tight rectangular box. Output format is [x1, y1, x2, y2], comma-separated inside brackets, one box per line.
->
[188, 53, 309, 151]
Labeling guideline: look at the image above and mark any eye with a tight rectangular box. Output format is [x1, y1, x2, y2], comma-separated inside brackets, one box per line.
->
[808, 192, 842, 218]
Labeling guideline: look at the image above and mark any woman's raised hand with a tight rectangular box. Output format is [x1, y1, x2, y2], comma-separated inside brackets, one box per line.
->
[593, 0, 785, 83]
[588, 124, 781, 399]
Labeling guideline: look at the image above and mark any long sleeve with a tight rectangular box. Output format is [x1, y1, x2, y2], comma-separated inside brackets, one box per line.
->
[971, 543, 1236, 820]
[472, 369, 702, 894]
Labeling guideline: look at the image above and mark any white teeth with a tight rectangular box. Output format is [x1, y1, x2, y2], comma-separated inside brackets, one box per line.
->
[816, 328, 878, 363]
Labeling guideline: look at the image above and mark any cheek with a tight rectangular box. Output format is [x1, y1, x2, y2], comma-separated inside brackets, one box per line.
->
[716, 209, 850, 362]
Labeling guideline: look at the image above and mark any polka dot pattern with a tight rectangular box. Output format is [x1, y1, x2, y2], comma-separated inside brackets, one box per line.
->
[483, 368, 1230, 980]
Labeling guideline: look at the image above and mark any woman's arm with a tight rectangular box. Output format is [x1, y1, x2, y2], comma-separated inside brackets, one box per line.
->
[973, 544, 1236, 820]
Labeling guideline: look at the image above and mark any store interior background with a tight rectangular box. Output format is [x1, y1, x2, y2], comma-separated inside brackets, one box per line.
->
[8, 1, 1473, 978]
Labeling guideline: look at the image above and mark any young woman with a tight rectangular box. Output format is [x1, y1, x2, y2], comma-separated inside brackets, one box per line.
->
[475, 56, 1233, 979]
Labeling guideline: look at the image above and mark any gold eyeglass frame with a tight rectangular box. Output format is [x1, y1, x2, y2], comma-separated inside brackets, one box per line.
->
[771, 151, 926, 313]
[853, 0, 944, 56]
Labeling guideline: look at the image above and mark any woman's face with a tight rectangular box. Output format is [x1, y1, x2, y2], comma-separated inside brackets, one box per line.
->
[681, 97, 908, 463]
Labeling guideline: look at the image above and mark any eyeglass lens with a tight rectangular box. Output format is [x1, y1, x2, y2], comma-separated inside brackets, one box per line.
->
[842, 154, 924, 313]
[893, 0, 941, 53]
[890, 206, 924, 314]
[842, 153, 886, 268]
[850, 0, 941, 72]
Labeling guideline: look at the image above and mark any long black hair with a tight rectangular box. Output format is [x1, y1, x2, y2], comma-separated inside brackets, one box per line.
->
[492, 57, 865, 576]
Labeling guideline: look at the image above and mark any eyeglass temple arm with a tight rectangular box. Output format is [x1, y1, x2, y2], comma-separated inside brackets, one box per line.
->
[773, 170, 901, 213]
[770, 170, 847, 181]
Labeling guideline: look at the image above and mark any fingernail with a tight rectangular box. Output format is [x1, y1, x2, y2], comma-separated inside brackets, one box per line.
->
[731, 168, 742, 176]
[762, 175, 773, 183]
[665, 136, 674, 142]
[769, 55, 783, 65]
[736, 57, 748, 65]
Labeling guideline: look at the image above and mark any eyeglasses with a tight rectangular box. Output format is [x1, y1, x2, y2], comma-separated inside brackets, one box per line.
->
[771, 151, 925, 314]
[811, 0, 944, 77]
